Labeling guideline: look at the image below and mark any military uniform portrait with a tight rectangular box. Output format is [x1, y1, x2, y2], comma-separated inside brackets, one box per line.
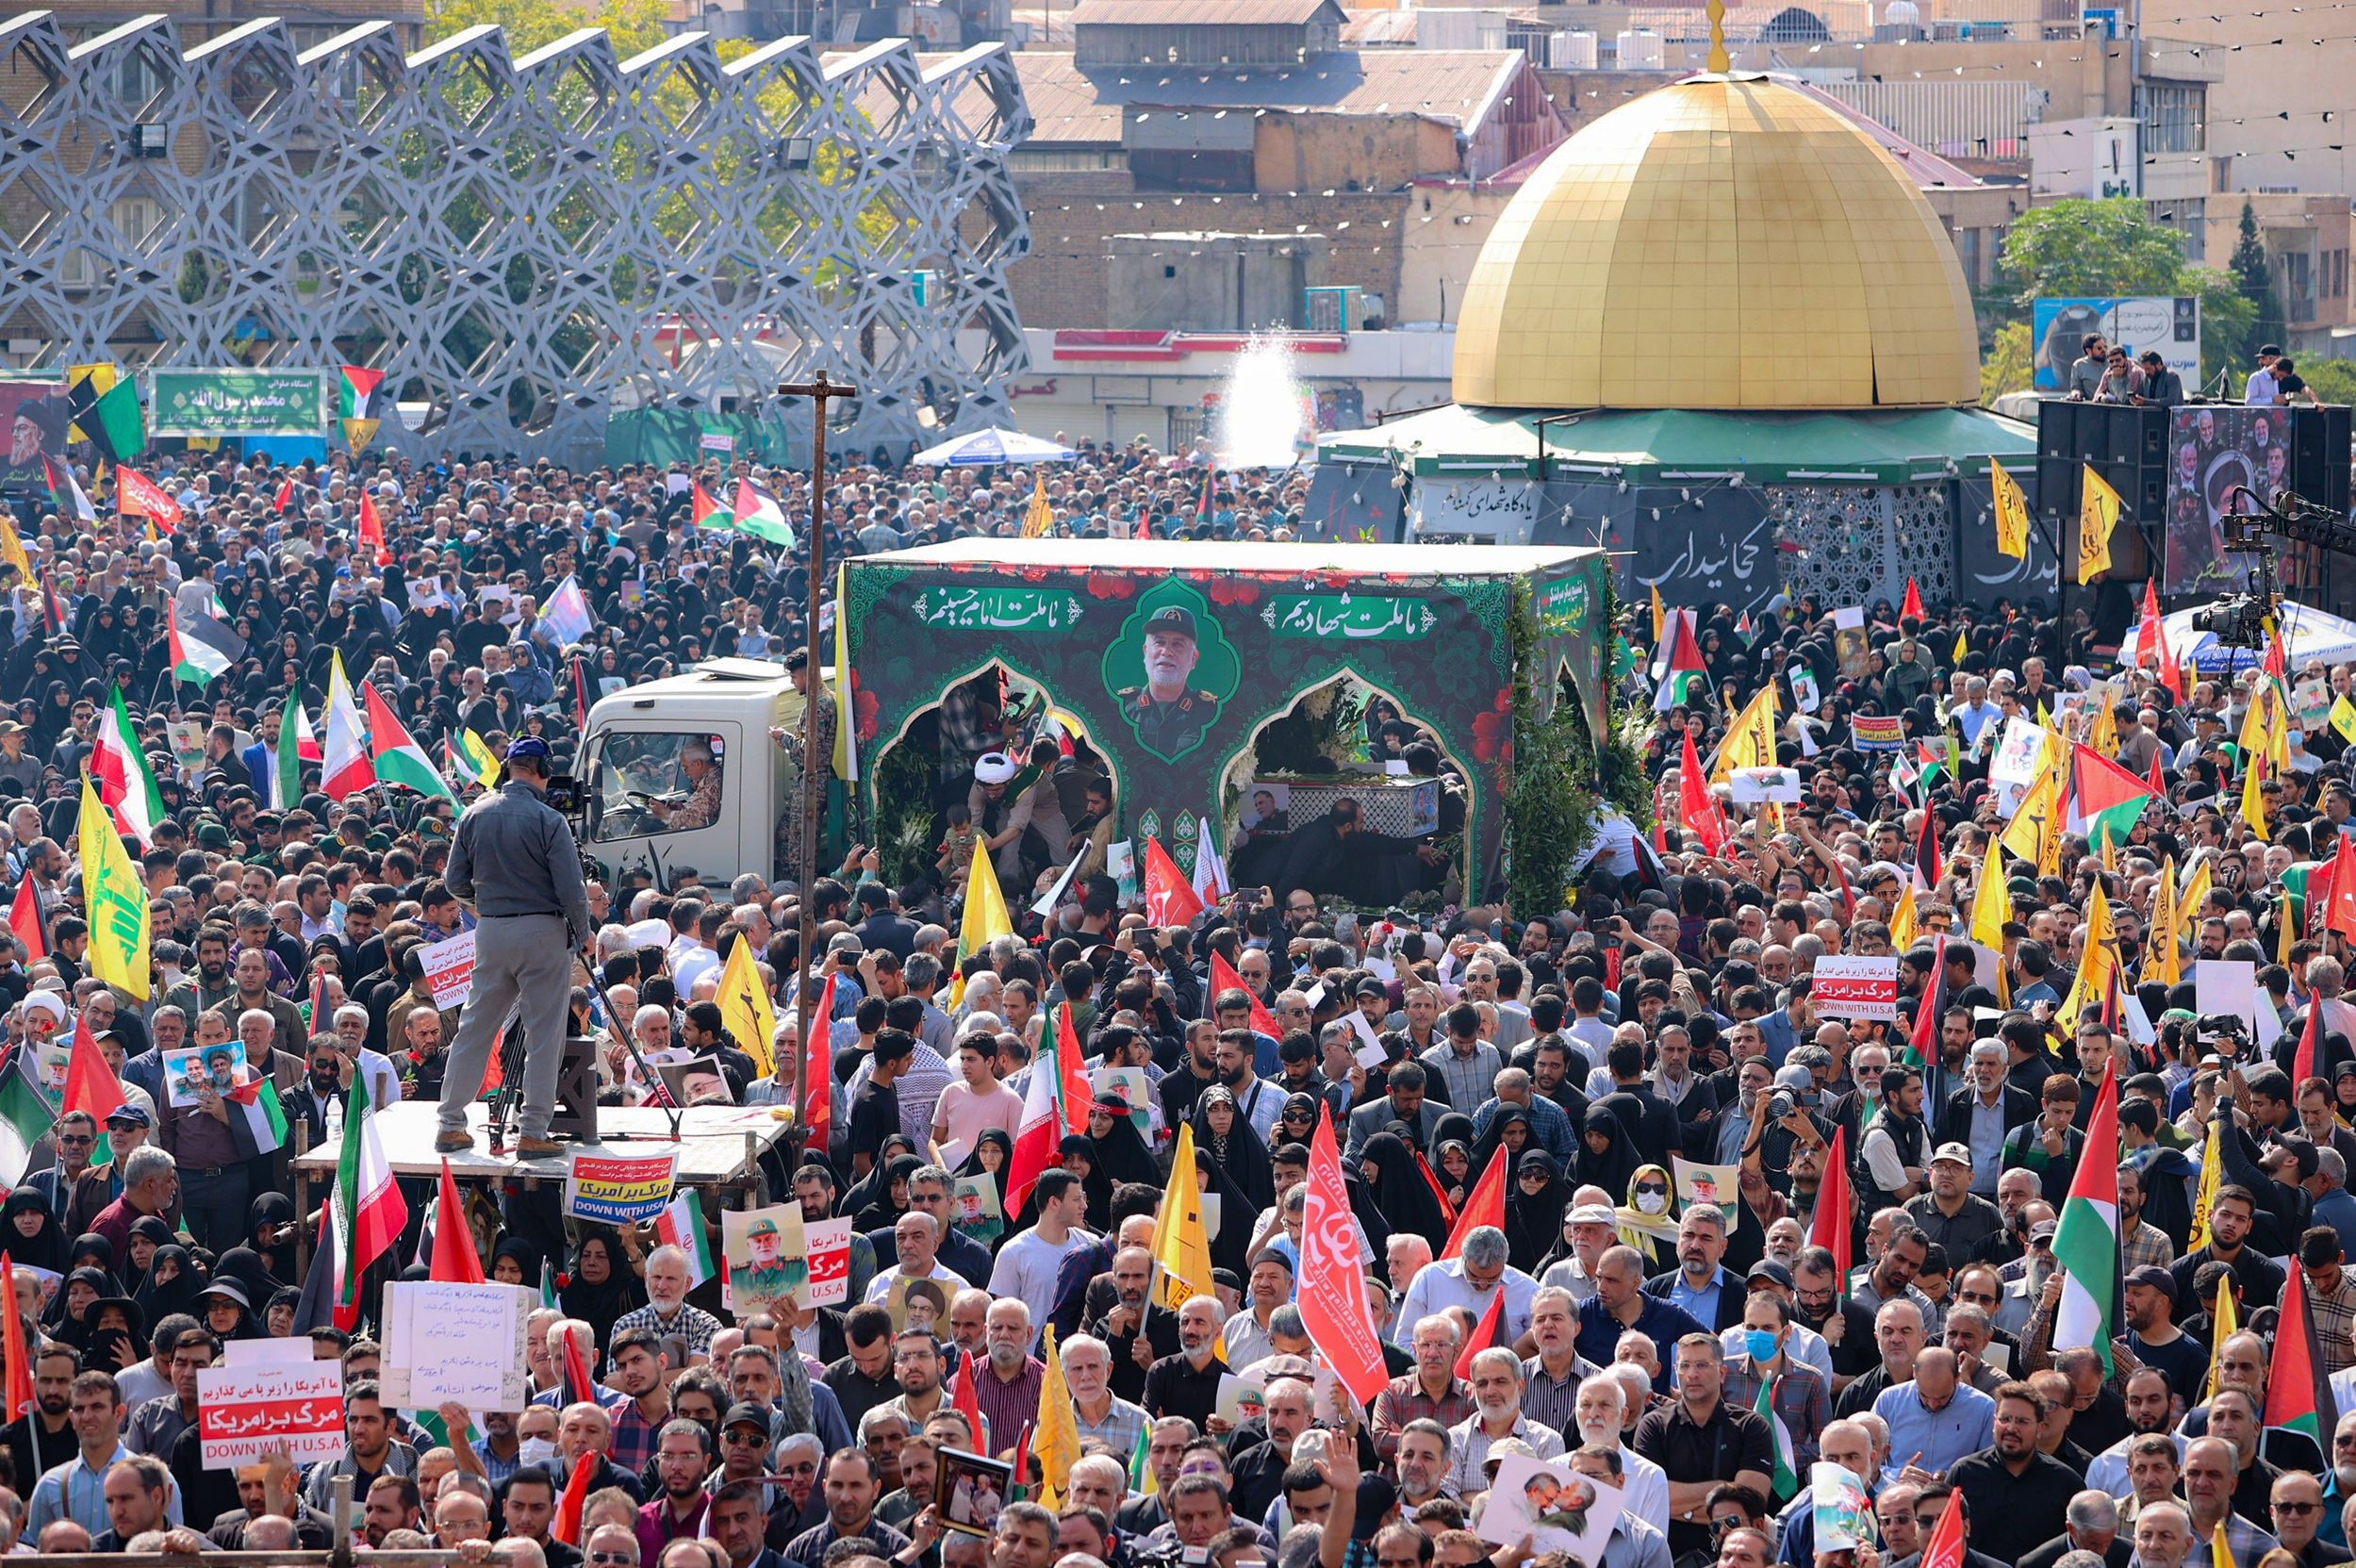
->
[724, 1208, 807, 1312]
[1102, 588, 1238, 763]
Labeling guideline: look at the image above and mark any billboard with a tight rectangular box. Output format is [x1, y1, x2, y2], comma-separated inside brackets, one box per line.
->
[2162, 404, 2287, 594]
[149, 369, 325, 437]
[0, 378, 67, 497]
[2032, 296, 2199, 391]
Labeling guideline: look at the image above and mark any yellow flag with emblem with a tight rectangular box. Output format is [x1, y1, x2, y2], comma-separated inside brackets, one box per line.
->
[1952, 628, 1969, 664]
[2054, 879, 2116, 1033]
[1651, 583, 1666, 647]
[2002, 738, 2067, 870]
[0, 514, 30, 586]
[76, 772, 150, 1000]
[2088, 689, 2119, 757]
[2200, 1263, 2237, 1401]
[1991, 457, 2031, 560]
[1032, 1323, 1079, 1510]
[2147, 855, 2181, 988]
[1021, 473, 1053, 539]
[1149, 1122, 1218, 1310]
[1888, 883, 1919, 950]
[2079, 464, 2121, 582]
[1712, 685, 1779, 785]
[2333, 693, 2356, 746]
[715, 928, 778, 1077]
[2243, 750, 2271, 837]
[1969, 854, 2010, 949]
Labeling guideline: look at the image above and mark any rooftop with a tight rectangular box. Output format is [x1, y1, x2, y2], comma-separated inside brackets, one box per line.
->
[857, 538, 1606, 576]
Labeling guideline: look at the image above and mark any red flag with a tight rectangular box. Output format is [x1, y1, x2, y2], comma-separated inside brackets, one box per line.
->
[1918, 1477, 1966, 1568]
[1678, 727, 1729, 854]
[2140, 580, 2183, 701]
[1142, 837, 1204, 927]
[1211, 949, 1279, 1040]
[116, 470, 181, 535]
[1009, 1421, 1034, 1493]
[1603, 944, 1623, 993]
[952, 1353, 990, 1451]
[1297, 1104, 1388, 1404]
[357, 492, 384, 550]
[1054, 1001, 1096, 1134]
[1901, 578, 1926, 623]
[274, 477, 294, 514]
[1451, 1284, 1508, 1381]
[2296, 992, 2324, 1087]
[1415, 1150, 1458, 1227]
[1806, 1124, 1853, 1284]
[2267, 1246, 2341, 1441]
[804, 974, 835, 1141]
[429, 1159, 486, 1284]
[562, 1327, 598, 1406]
[1440, 1144, 1508, 1262]
[1912, 805, 1944, 892]
[7, 868, 42, 963]
[552, 1440, 597, 1545]
[61, 1012, 124, 1124]
[1907, 935, 1947, 1067]
[0, 1253, 30, 1423]
[2325, 833, 2356, 944]
[2150, 749, 2167, 801]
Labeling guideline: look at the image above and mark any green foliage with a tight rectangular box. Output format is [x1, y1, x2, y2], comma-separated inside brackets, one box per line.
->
[2230, 199, 2284, 360]
[870, 740, 937, 885]
[1501, 584, 1650, 918]
[2299, 360, 2356, 404]
[1982, 322, 2034, 404]
[425, 0, 666, 55]
[1998, 199, 2191, 302]
[2187, 267, 2256, 392]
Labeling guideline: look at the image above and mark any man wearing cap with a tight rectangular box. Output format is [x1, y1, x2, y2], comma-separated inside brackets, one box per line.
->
[1907, 1144, 2006, 1263]
[0, 723, 39, 800]
[437, 734, 593, 1159]
[2122, 1263, 2207, 1397]
[1118, 605, 1221, 758]
[736, 1216, 804, 1312]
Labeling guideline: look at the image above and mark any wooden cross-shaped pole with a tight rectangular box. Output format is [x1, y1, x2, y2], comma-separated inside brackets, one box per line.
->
[779, 370, 856, 1149]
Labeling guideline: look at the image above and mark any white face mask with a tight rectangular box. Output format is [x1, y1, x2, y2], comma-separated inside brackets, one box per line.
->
[517, 1437, 558, 1467]
[1634, 1188, 1669, 1215]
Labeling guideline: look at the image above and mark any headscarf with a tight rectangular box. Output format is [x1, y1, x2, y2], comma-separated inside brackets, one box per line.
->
[247, 1193, 298, 1285]
[955, 1129, 1015, 1212]
[840, 1136, 918, 1227]
[1085, 1105, 1160, 1190]
[1355, 1131, 1450, 1256]
[124, 1215, 176, 1296]
[1189, 1087, 1276, 1213]
[196, 1277, 260, 1340]
[213, 1246, 285, 1309]
[134, 1245, 203, 1325]
[1504, 1150, 1564, 1274]
[1468, 1106, 1536, 1180]
[1572, 1104, 1641, 1199]
[1059, 1136, 1112, 1232]
[1192, 1131, 1260, 1283]
[853, 1152, 924, 1234]
[0, 1187, 66, 1276]
[561, 1228, 648, 1351]
[492, 1236, 545, 1288]
[1615, 1164, 1682, 1268]
[48, 1265, 113, 1344]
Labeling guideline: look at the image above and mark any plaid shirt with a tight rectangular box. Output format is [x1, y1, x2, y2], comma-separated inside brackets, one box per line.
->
[1420, 1040, 1504, 1114]
[2312, 1273, 2356, 1374]
[1719, 1354, 1833, 1473]
[1370, 1374, 1475, 1462]
[611, 1302, 722, 1363]
[1072, 1395, 1148, 1460]
[609, 1396, 667, 1480]
[2189, 1513, 2278, 1568]
[2120, 1219, 2175, 1275]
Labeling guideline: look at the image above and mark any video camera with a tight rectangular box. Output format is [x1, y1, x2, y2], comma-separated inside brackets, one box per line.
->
[544, 771, 585, 816]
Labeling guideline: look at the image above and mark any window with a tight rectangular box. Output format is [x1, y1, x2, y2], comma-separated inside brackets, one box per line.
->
[2138, 81, 2205, 154]
[585, 731, 727, 842]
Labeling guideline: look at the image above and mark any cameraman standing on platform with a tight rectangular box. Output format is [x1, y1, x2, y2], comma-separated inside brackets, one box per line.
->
[435, 735, 595, 1159]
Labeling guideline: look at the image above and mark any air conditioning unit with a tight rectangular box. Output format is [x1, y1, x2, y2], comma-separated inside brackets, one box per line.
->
[1550, 30, 1598, 67]
[1617, 28, 1664, 68]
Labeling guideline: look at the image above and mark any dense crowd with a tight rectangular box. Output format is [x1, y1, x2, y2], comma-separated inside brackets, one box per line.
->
[0, 435, 2343, 1568]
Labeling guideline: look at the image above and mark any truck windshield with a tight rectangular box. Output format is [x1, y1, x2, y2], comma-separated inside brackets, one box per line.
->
[585, 731, 725, 842]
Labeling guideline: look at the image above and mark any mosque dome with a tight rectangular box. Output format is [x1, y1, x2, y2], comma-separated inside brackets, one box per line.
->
[1449, 73, 1981, 412]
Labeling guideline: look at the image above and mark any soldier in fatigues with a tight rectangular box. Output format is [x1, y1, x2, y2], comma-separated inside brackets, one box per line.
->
[1117, 604, 1221, 756]
[773, 647, 838, 884]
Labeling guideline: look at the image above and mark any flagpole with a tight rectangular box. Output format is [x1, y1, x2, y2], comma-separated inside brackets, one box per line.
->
[778, 371, 854, 1157]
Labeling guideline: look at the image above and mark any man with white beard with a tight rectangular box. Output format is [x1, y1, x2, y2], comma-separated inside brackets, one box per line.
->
[1443, 1349, 1562, 1494]
[1573, 1369, 1671, 1536]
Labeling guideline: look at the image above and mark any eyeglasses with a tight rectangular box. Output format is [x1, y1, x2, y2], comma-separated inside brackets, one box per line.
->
[723, 1431, 767, 1446]
[57, 1135, 91, 1147]
[590, 1552, 637, 1563]
[2279, 1503, 2321, 1516]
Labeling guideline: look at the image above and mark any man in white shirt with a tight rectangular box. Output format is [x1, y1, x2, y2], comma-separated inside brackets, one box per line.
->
[986, 1169, 1095, 1351]
[2247, 346, 2282, 406]
[1574, 1369, 1672, 1537]
[1392, 1227, 1539, 1347]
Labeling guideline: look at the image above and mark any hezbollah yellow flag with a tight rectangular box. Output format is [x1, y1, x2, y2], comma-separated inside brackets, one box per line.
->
[1021, 473, 1053, 539]
[1712, 685, 1778, 785]
[2002, 738, 2067, 867]
[2213, 1520, 2236, 1568]
[2147, 855, 2181, 988]
[1150, 1121, 1218, 1311]
[2179, 855, 2213, 942]
[76, 773, 150, 1000]
[1952, 628, 1969, 664]
[2089, 689, 2119, 758]
[1651, 583, 1667, 647]
[1969, 859, 2012, 1005]
[2055, 880, 2116, 1032]
[716, 931, 778, 1077]
[949, 834, 1014, 1007]
[2240, 683, 2288, 768]
[2201, 1263, 2238, 1401]
[1033, 1323, 1079, 1510]
[2332, 693, 2356, 746]
[2189, 1116, 2225, 1255]
[2242, 751, 2270, 837]
[2079, 464, 2121, 582]
[1992, 457, 2031, 560]
[0, 515, 30, 586]
[832, 563, 858, 783]
[1889, 883, 1919, 950]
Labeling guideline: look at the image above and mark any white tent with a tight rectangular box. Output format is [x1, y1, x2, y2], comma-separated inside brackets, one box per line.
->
[911, 427, 1078, 466]
[2115, 598, 2356, 673]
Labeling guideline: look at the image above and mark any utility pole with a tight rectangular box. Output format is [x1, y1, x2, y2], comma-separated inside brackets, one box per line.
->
[778, 370, 855, 1148]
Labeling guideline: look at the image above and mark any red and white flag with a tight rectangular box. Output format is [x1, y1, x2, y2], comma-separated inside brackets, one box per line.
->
[1142, 837, 1204, 927]
[1005, 1025, 1065, 1215]
[116, 470, 182, 535]
[1298, 1104, 1388, 1404]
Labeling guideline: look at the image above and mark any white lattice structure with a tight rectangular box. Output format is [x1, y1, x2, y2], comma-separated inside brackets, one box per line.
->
[0, 12, 1032, 458]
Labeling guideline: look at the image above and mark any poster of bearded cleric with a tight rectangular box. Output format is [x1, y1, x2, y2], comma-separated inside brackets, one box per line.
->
[0, 380, 68, 498]
[836, 539, 1612, 907]
[2162, 405, 2293, 594]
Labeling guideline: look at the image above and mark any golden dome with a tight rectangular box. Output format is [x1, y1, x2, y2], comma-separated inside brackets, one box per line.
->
[1450, 74, 1981, 412]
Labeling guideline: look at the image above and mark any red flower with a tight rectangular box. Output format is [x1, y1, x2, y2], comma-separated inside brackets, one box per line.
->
[1084, 573, 1136, 601]
[853, 686, 881, 743]
[1208, 578, 1258, 606]
[1017, 565, 1050, 583]
[1474, 707, 1511, 764]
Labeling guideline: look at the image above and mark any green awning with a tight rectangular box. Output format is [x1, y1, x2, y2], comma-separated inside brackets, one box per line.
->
[1316, 404, 2038, 485]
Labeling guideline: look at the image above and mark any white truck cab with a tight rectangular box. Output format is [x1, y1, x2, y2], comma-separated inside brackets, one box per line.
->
[576, 656, 814, 887]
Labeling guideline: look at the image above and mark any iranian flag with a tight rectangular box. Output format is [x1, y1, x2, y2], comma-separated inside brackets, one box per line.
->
[321, 653, 375, 799]
[654, 1192, 717, 1288]
[2051, 1058, 2120, 1375]
[691, 480, 727, 530]
[328, 1065, 407, 1331]
[1755, 1375, 1799, 1503]
[1006, 1015, 1068, 1214]
[1653, 607, 1708, 712]
[361, 683, 455, 801]
[275, 694, 316, 810]
[91, 688, 163, 849]
[2068, 747, 2156, 846]
[169, 602, 243, 686]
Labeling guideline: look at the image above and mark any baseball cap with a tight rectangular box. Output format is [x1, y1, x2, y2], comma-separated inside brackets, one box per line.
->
[506, 736, 552, 761]
[2029, 1218, 2058, 1243]
[722, 1401, 773, 1434]
[1930, 1143, 1974, 1168]
[1568, 1204, 1616, 1226]
[2125, 1264, 2176, 1300]
[106, 1104, 152, 1129]
[1746, 1260, 1795, 1291]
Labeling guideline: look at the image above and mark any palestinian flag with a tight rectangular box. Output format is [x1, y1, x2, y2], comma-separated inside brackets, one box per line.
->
[328, 1065, 407, 1331]
[653, 1192, 716, 1289]
[729, 477, 795, 545]
[1912, 806, 1944, 892]
[8, 867, 43, 963]
[91, 688, 162, 849]
[224, 1062, 288, 1154]
[1652, 608, 1708, 712]
[2068, 746, 2156, 847]
[1755, 1375, 1800, 1503]
[169, 602, 244, 686]
[2265, 1242, 2340, 1444]
[690, 479, 727, 530]
[2051, 1059, 2119, 1375]
[1915, 739, 1948, 794]
[338, 367, 387, 454]
[360, 683, 455, 801]
[0, 1048, 50, 1184]
[41, 457, 91, 522]
[1449, 1287, 1508, 1380]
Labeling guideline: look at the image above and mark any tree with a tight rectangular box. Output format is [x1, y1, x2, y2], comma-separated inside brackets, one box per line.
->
[2186, 267, 2257, 398]
[1982, 322, 2033, 404]
[2230, 198, 2283, 364]
[1998, 198, 2191, 302]
[2300, 360, 2356, 404]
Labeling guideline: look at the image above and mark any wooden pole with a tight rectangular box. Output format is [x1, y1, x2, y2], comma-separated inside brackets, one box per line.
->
[775, 371, 855, 1159]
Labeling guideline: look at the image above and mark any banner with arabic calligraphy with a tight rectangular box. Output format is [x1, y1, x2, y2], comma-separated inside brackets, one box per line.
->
[196, 1362, 347, 1468]
[149, 369, 325, 437]
[842, 547, 1611, 902]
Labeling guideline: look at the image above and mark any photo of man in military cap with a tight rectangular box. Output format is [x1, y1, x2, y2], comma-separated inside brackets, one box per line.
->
[727, 1208, 807, 1311]
[1116, 603, 1223, 760]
